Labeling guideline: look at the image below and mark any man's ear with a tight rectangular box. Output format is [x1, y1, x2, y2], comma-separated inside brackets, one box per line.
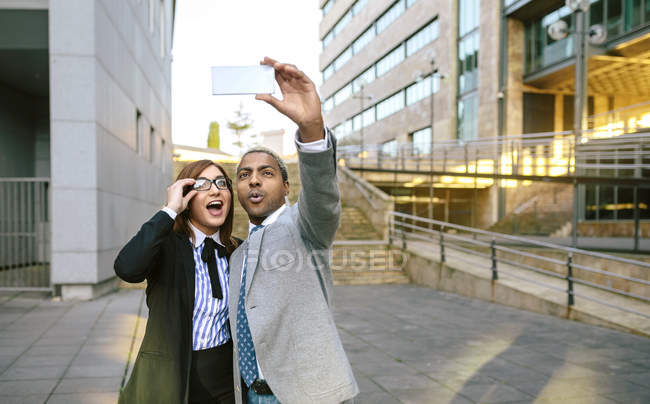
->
[284, 181, 290, 195]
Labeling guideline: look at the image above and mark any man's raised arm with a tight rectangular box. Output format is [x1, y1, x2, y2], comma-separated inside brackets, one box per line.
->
[255, 57, 341, 248]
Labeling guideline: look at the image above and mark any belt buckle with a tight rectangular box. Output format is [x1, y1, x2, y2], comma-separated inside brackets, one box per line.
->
[251, 379, 273, 396]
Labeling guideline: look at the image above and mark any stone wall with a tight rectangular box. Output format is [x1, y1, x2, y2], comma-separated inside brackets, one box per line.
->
[337, 165, 394, 239]
[578, 221, 650, 238]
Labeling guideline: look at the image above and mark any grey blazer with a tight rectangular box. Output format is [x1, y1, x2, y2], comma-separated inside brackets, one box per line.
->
[228, 133, 358, 404]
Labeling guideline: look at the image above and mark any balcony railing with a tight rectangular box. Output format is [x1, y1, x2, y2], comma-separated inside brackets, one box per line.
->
[337, 126, 650, 186]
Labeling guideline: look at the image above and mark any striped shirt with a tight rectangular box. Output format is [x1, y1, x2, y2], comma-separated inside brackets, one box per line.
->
[188, 222, 230, 351]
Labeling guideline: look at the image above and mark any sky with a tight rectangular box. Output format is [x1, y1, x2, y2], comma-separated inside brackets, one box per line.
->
[171, 0, 323, 156]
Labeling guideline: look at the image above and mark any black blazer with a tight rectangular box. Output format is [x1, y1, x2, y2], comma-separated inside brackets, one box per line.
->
[114, 210, 240, 404]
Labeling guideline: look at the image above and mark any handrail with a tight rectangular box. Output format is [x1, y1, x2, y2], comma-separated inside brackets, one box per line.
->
[354, 181, 377, 210]
[390, 211, 650, 268]
[338, 165, 391, 203]
[337, 128, 650, 183]
[587, 100, 650, 119]
[513, 196, 537, 215]
[388, 211, 650, 320]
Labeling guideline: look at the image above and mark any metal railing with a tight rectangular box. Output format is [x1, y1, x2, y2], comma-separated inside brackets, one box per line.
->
[389, 211, 650, 320]
[0, 178, 51, 291]
[337, 165, 390, 210]
[338, 128, 650, 184]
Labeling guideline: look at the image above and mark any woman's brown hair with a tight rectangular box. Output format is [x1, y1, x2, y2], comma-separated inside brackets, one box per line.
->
[173, 160, 239, 254]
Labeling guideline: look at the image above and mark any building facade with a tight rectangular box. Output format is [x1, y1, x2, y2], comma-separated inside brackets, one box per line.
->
[319, 0, 649, 237]
[0, 0, 175, 299]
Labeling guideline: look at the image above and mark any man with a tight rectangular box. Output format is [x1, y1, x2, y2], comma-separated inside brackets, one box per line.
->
[228, 57, 358, 404]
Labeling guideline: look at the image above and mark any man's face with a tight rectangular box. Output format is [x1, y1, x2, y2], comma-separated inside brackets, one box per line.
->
[237, 152, 289, 224]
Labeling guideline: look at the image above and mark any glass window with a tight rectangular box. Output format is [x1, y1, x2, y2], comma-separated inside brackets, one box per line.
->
[376, 91, 405, 120]
[628, 0, 643, 28]
[323, 64, 334, 81]
[585, 185, 597, 220]
[323, 31, 334, 48]
[333, 47, 353, 71]
[322, 0, 333, 16]
[376, 44, 405, 77]
[335, 119, 353, 139]
[640, 187, 650, 219]
[457, 93, 479, 141]
[333, 10, 352, 36]
[334, 84, 352, 106]
[524, 5, 574, 74]
[353, 0, 368, 15]
[590, 0, 604, 26]
[323, 97, 334, 113]
[407, 19, 440, 56]
[353, 26, 376, 54]
[412, 127, 431, 155]
[381, 139, 398, 157]
[407, 76, 432, 106]
[377, 0, 406, 34]
[617, 187, 634, 219]
[598, 185, 615, 220]
[353, 114, 362, 131]
[607, 0, 623, 37]
[362, 107, 376, 127]
[459, 0, 479, 36]
[458, 31, 479, 94]
[352, 66, 376, 93]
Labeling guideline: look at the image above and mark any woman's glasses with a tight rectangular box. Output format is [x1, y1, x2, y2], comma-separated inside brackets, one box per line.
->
[193, 176, 231, 191]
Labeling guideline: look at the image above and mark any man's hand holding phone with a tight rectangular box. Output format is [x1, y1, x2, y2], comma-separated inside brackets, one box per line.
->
[255, 57, 325, 143]
[210, 57, 325, 143]
[166, 178, 197, 215]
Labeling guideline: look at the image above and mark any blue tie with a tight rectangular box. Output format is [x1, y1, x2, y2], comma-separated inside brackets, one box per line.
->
[237, 225, 264, 387]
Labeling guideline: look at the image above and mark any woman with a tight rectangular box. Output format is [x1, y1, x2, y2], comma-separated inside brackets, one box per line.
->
[115, 160, 241, 404]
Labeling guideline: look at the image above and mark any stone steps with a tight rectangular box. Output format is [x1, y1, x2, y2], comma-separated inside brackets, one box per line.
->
[333, 270, 410, 286]
[331, 243, 410, 285]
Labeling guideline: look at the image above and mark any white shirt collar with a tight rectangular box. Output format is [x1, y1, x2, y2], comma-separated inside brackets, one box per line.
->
[188, 220, 223, 249]
[248, 203, 287, 234]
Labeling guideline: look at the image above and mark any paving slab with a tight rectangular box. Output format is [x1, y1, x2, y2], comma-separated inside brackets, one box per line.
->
[0, 284, 648, 403]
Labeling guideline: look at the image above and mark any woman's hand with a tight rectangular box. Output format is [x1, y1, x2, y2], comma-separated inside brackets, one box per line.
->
[166, 178, 197, 214]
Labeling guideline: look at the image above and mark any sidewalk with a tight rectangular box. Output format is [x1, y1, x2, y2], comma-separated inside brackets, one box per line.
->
[404, 239, 650, 336]
[1, 285, 649, 403]
[0, 289, 145, 403]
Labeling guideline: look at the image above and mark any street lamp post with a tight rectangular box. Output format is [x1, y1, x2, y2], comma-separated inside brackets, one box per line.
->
[353, 81, 372, 175]
[428, 60, 437, 227]
[549, 0, 605, 248]
[572, 5, 589, 248]
[428, 58, 444, 229]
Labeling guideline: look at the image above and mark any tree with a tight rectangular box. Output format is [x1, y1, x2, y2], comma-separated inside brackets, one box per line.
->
[227, 103, 253, 155]
[207, 121, 220, 150]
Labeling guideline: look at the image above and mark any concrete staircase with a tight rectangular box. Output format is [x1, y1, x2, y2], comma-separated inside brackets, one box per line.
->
[335, 206, 382, 240]
[331, 242, 410, 286]
[489, 210, 572, 236]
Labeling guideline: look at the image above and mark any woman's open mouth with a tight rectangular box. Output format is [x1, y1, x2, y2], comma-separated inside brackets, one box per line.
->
[206, 200, 224, 216]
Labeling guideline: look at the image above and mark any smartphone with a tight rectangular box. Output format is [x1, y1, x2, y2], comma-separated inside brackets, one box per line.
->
[211, 65, 276, 95]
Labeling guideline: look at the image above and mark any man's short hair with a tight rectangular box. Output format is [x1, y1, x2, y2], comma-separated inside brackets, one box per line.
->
[238, 147, 289, 183]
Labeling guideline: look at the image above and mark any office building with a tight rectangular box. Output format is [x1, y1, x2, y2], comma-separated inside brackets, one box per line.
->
[0, 0, 175, 298]
[319, 0, 649, 236]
